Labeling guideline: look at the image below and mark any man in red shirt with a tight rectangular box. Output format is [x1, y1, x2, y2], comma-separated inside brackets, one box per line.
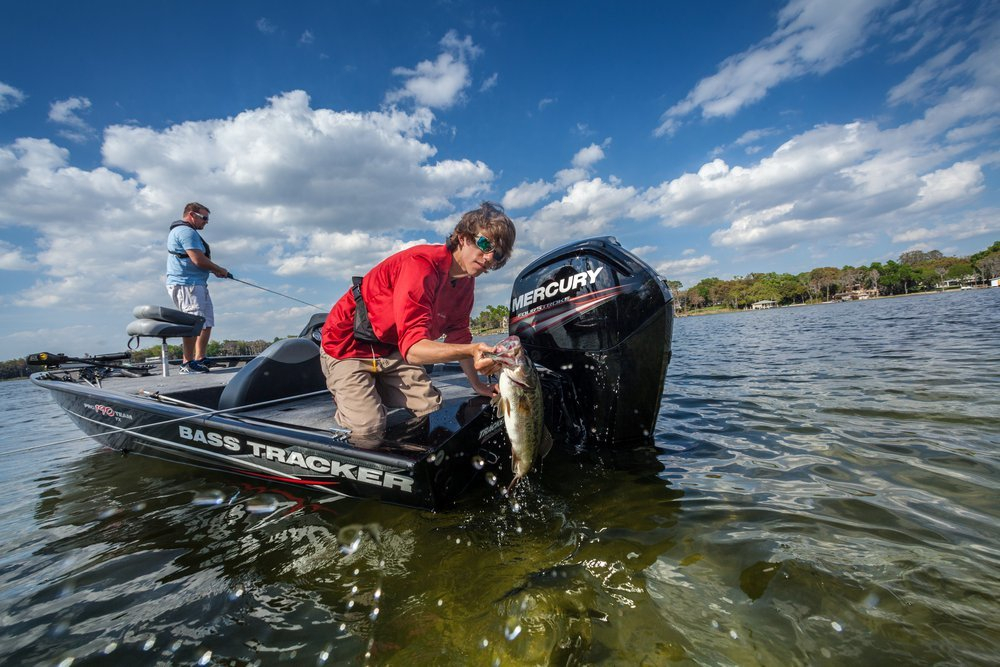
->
[320, 202, 516, 436]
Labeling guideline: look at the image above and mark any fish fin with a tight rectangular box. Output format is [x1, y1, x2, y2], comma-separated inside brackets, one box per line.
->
[540, 427, 553, 459]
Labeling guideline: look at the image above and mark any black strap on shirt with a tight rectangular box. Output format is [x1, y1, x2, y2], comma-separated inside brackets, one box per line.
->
[168, 220, 211, 259]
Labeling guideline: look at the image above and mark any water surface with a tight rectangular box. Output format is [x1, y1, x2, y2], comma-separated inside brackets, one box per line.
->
[1, 288, 997, 665]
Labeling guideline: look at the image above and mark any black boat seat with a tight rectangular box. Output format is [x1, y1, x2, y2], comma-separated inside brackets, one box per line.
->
[126, 305, 206, 376]
[218, 337, 327, 411]
[126, 305, 206, 339]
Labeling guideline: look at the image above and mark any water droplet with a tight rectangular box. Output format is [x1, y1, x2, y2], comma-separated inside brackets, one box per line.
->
[480, 638, 489, 648]
[472, 455, 485, 469]
[246, 495, 279, 514]
[729, 629, 738, 640]
[437, 599, 444, 606]
[370, 607, 380, 621]
[142, 637, 155, 651]
[350, 585, 359, 595]
[198, 650, 213, 665]
[103, 642, 118, 654]
[338, 525, 364, 555]
[192, 489, 225, 506]
[374, 587, 382, 601]
[831, 621, 843, 632]
[504, 623, 522, 640]
[57, 659, 74, 667]
[229, 587, 244, 601]
[485, 472, 498, 486]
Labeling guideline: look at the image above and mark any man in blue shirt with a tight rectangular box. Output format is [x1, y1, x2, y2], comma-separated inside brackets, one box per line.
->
[166, 202, 229, 373]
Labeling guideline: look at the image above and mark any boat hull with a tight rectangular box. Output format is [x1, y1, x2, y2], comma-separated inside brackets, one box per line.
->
[35, 372, 508, 511]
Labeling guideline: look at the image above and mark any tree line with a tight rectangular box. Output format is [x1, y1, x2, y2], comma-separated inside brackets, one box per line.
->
[667, 241, 1000, 313]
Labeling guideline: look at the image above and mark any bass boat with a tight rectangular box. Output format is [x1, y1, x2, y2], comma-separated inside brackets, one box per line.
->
[30, 237, 673, 510]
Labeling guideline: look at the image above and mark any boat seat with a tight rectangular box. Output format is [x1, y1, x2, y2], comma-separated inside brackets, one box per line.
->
[126, 305, 206, 376]
[218, 337, 327, 411]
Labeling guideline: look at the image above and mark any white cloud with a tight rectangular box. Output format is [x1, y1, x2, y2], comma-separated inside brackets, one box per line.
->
[299, 30, 314, 46]
[0, 81, 26, 112]
[521, 178, 637, 248]
[385, 31, 481, 109]
[571, 143, 607, 169]
[480, 73, 498, 92]
[892, 208, 1000, 243]
[0, 241, 33, 270]
[656, 254, 716, 280]
[0, 90, 495, 330]
[657, 0, 897, 135]
[48, 97, 95, 142]
[256, 18, 277, 34]
[502, 179, 556, 210]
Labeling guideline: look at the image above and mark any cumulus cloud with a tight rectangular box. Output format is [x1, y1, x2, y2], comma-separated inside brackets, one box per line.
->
[385, 31, 482, 109]
[0, 90, 495, 330]
[0, 81, 26, 112]
[256, 18, 277, 34]
[657, 0, 897, 136]
[501, 142, 610, 212]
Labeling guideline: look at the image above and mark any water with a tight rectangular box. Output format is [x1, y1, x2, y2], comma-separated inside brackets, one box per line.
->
[1, 289, 998, 665]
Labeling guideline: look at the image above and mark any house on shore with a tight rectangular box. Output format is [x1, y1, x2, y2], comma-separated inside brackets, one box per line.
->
[751, 300, 777, 310]
[832, 287, 879, 301]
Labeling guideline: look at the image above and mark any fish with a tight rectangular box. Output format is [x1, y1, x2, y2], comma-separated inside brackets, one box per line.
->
[487, 335, 553, 490]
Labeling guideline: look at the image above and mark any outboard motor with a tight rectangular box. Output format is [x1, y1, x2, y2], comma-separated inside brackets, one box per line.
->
[509, 237, 673, 449]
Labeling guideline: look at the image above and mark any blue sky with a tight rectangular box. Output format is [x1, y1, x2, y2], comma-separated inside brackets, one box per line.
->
[1, 0, 997, 359]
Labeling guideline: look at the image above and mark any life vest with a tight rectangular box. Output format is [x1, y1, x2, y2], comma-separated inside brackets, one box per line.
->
[168, 220, 211, 259]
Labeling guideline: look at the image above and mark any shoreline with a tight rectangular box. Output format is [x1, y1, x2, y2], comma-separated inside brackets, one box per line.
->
[675, 285, 993, 317]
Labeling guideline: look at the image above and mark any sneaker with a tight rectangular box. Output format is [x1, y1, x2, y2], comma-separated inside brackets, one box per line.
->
[178, 362, 193, 375]
[195, 357, 215, 368]
[187, 360, 211, 373]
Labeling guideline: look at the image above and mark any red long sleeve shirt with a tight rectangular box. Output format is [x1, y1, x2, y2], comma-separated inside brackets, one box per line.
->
[321, 244, 474, 361]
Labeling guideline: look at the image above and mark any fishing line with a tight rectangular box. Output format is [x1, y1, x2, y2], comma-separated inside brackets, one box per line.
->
[227, 273, 324, 310]
[7, 388, 333, 455]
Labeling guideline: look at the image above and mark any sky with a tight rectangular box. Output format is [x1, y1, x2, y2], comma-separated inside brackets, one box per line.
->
[1, 0, 998, 359]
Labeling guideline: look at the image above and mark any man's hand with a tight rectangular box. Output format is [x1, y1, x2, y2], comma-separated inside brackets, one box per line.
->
[472, 343, 500, 375]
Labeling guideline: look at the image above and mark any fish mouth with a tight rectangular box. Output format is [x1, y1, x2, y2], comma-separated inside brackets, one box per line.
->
[485, 352, 518, 368]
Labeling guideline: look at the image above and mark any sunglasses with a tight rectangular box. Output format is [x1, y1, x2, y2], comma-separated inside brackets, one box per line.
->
[192, 212, 209, 221]
[474, 234, 498, 256]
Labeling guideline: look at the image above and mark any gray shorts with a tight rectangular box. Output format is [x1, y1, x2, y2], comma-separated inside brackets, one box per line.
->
[167, 284, 215, 329]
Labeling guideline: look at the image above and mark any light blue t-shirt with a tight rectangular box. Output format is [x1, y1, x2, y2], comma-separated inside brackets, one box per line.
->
[166, 224, 210, 286]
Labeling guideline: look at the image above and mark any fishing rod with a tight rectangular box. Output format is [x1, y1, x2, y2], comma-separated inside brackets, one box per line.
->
[226, 273, 324, 310]
[5, 388, 332, 456]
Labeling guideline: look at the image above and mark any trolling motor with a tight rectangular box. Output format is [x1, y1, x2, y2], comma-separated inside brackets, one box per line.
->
[26, 351, 132, 369]
[508, 237, 673, 450]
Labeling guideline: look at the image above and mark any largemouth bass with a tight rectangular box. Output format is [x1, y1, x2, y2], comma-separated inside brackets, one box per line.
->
[487, 335, 553, 490]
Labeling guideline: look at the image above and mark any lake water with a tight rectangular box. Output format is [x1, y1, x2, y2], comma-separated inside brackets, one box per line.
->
[1, 288, 998, 665]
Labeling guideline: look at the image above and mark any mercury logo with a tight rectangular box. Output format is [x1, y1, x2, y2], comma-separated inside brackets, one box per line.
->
[511, 267, 604, 312]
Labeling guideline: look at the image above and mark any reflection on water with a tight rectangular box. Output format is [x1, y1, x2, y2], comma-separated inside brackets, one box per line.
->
[0, 288, 998, 665]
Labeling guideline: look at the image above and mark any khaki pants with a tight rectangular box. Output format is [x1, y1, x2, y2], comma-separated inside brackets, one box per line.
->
[319, 348, 442, 436]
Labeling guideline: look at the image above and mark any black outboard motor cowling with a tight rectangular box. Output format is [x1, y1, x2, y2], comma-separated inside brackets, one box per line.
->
[509, 237, 673, 449]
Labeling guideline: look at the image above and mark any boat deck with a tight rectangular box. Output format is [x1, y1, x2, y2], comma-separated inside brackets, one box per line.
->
[79, 361, 484, 436]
